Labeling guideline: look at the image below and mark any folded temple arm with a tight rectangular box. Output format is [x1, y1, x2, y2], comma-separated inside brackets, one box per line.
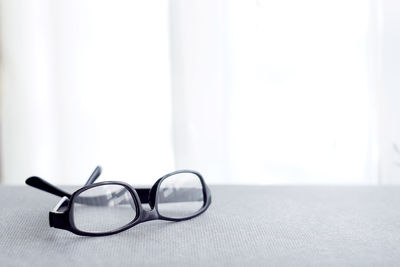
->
[25, 176, 151, 204]
[26, 166, 204, 207]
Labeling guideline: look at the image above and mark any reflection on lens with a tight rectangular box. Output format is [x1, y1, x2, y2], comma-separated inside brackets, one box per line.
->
[157, 172, 205, 219]
[72, 184, 137, 233]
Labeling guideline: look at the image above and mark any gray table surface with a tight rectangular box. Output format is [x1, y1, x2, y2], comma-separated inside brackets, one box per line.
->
[1, 185, 400, 266]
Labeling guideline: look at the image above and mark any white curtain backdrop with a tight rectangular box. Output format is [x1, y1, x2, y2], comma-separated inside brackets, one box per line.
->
[0, 0, 174, 184]
[171, 0, 378, 185]
[1, 0, 400, 185]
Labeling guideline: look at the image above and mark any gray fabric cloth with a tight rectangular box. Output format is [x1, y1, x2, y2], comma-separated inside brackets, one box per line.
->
[1, 185, 400, 266]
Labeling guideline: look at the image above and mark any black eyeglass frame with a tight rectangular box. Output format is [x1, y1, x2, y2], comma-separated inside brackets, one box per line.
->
[26, 168, 212, 237]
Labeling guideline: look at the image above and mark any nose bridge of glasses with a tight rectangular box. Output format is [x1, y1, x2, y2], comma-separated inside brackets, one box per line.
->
[140, 208, 159, 222]
[147, 178, 162, 208]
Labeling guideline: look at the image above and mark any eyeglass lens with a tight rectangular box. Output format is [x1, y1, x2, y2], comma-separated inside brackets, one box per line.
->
[72, 184, 137, 233]
[157, 172, 205, 219]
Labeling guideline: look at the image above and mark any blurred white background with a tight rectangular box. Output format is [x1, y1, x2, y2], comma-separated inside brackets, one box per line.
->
[1, 0, 400, 185]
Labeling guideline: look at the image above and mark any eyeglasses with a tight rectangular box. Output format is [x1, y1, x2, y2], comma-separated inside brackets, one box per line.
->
[25, 166, 212, 236]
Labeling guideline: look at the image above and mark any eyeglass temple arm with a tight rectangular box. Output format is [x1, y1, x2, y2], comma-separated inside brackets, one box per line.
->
[84, 166, 102, 185]
[26, 176, 72, 198]
[82, 166, 150, 202]
[26, 166, 202, 205]
[135, 189, 150, 203]
[25, 179, 151, 205]
[73, 188, 150, 206]
[82, 166, 150, 203]
[25, 166, 102, 198]
[73, 187, 202, 207]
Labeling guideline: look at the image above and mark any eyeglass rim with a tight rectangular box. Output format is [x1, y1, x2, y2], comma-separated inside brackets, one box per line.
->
[69, 182, 141, 235]
[57, 170, 211, 236]
[154, 170, 210, 220]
